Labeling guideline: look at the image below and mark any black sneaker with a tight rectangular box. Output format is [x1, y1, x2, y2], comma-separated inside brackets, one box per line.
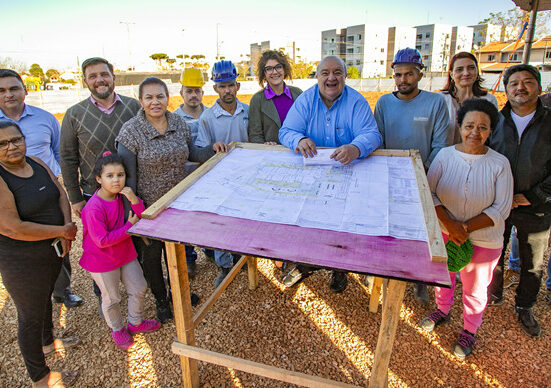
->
[190, 291, 200, 307]
[515, 306, 541, 337]
[452, 330, 476, 359]
[156, 300, 173, 323]
[420, 309, 450, 332]
[329, 271, 347, 293]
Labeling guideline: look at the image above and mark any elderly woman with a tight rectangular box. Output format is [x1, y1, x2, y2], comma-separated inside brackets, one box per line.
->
[0, 121, 80, 387]
[420, 99, 513, 359]
[439, 52, 498, 144]
[116, 77, 213, 323]
[248, 50, 302, 145]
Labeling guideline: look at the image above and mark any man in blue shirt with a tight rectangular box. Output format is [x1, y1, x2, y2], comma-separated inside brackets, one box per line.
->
[374, 48, 451, 304]
[278, 55, 382, 292]
[0, 69, 82, 308]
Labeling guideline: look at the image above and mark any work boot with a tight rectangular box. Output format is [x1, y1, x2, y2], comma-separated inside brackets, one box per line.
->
[156, 299, 173, 323]
[503, 268, 520, 289]
[329, 271, 347, 293]
[515, 306, 541, 337]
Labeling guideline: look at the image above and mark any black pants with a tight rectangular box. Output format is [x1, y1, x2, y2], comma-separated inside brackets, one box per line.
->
[488, 212, 551, 308]
[136, 238, 168, 304]
[0, 241, 62, 382]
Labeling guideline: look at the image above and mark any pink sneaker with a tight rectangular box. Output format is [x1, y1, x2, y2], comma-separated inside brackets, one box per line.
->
[112, 328, 134, 350]
[127, 319, 161, 334]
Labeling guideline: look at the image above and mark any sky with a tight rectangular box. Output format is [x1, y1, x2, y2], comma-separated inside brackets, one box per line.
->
[1, 0, 523, 72]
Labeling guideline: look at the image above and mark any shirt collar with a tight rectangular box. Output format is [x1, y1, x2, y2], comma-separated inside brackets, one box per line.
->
[138, 109, 177, 140]
[316, 84, 347, 110]
[264, 83, 292, 100]
[178, 104, 205, 119]
[213, 99, 244, 117]
[90, 92, 122, 111]
[0, 104, 32, 121]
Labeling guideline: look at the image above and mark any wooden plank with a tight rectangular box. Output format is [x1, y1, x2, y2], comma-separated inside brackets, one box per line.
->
[171, 342, 357, 388]
[142, 150, 230, 219]
[193, 255, 248, 328]
[130, 209, 451, 287]
[369, 279, 406, 388]
[371, 149, 411, 157]
[410, 150, 447, 263]
[235, 142, 289, 151]
[246, 256, 259, 290]
[369, 277, 384, 313]
[165, 242, 199, 388]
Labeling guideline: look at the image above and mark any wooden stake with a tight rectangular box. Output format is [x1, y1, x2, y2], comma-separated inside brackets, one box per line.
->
[369, 279, 406, 388]
[165, 242, 199, 388]
[247, 256, 259, 290]
[369, 277, 384, 313]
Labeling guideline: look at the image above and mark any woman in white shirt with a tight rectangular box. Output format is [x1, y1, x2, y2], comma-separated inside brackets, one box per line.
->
[439, 52, 498, 144]
[421, 99, 513, 359]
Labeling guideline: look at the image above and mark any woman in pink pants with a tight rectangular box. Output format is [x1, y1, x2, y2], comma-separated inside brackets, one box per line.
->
[421, 99, 513, 359]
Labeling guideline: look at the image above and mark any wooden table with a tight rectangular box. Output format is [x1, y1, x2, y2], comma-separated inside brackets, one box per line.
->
[129, 143, 451, 388]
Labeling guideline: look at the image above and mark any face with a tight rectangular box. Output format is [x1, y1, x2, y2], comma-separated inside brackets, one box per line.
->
[0, 77, 26, 113]
[317, 58, 345, 103]
[459, 111, 492, 149]
[451, 58, 478, 89]
[505, 71, 541, 107]
[96, 163, 126, 195]
[180, 86, 204, 108]
[264, 59, 285, 89]
[393, 64, 422, 95]
[140, 84, 169, 119]
[0, 126, 26, 165]
[83, 63, 115, 100]
[213, 82, 240, 105]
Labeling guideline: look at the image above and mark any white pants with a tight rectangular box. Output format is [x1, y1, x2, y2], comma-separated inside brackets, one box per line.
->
[90, 259, 147, 331]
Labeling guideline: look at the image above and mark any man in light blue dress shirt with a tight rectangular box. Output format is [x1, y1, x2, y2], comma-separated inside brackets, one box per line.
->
[278, 56, 382, 292]
[0, 69, 82, 308]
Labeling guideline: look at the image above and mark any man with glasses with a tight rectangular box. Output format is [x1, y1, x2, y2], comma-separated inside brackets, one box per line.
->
[0, 69, 83, 308]
[278, 55, 382, 293]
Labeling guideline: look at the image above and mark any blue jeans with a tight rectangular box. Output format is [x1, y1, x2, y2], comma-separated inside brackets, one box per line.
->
[214, 250, 233, 269]
[509, 227, 551, 290]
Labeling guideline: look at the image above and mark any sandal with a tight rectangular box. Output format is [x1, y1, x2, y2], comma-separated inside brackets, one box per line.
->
[32, 371, 79, 387]
[43, 337, 82, 357]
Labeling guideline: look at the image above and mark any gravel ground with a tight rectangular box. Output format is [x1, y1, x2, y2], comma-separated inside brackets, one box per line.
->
[0, 215, 550, 387]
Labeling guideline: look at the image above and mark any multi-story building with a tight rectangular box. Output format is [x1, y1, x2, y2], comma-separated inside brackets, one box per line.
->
[321, 24, 416, 78]
[250, 40, 300, 75]
[470, 24, 521, 49]
[450, 26, 474, 57]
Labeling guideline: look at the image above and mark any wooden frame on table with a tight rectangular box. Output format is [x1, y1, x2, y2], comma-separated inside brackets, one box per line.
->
[130, 142, 449, 388]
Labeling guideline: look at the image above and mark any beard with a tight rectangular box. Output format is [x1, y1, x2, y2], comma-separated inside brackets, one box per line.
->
[221, 94, 236, 104]
[397, 83, 417, 95]
[89, 83, 114, 100]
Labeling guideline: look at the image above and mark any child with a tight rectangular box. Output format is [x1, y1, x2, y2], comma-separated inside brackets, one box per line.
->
[80, 152, 160, 350]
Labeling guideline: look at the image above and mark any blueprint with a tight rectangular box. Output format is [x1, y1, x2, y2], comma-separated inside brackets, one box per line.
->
[170, 148, 428, 241]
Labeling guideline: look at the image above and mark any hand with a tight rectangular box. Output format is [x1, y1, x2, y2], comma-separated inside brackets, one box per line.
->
[62, 222, 77, 241]
[59, 238, 72, 257]
[71, 200, 86, 218]
[264, 141, 278, 145]
[295, 138, 317, 158]
[445, 219, 469, 246]
[330, 144, 360, 165]
[120, 187, 139, 205]
[128, 210, 140, 225]
[512, 193, 531, 209]
[213, 142, 229, 153]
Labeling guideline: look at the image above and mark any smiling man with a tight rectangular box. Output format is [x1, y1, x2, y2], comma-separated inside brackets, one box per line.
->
[278, 55, 382, 292]
[374, 48, 451, 304]
[487, 64, 551, 337]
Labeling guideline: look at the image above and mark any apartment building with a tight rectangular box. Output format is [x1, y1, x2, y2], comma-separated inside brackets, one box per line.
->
[470, 23, 520, 49]
[250, 40, 300, 74]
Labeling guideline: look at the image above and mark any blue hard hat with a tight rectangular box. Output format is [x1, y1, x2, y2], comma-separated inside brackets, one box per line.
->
[211, 60, 238, 83]
[391, 48, 424, 69]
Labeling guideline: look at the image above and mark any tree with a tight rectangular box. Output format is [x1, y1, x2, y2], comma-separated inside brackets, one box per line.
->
[149, 53, 169, 69]
[166, 58, 177, 70]
[236, 62, 250, 81]
[0, 57, 27, 73]
[480, 8, 551, 39]
[45, 69, 60, 82]
[291, 60, 314, 79]
[347, 66, 360, 79]
[29, 63, 44, 81]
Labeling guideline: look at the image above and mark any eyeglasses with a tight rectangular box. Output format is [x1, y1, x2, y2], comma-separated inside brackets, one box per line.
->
[0, 135, 25, 150]
[264, 64, 284, 73]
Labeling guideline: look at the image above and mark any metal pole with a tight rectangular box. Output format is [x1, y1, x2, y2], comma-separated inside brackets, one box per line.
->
[522, 0, 539, 64]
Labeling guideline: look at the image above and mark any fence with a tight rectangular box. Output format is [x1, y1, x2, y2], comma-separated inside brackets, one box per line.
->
[25, 74, 551, 114]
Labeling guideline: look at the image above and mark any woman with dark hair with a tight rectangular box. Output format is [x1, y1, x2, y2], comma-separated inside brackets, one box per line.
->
[420, 99, 513, 359]
[116, 77, 213, 322]
[0, 120, 80, 387]
[248, 50, 302, 144]
[439, 52, 498, 144]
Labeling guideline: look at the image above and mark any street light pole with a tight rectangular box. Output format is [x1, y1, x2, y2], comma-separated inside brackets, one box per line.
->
[120, 21, 135, 70]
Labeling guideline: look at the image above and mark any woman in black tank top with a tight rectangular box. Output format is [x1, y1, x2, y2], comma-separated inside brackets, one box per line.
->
[0, 121, 79, 386]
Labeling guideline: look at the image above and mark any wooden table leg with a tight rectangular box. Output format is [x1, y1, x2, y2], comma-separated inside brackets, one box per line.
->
[165, 242, 199, 388]
[247, 256, 259, 290]
[369, 277, 383, 313]
[369, 279, 406, 388]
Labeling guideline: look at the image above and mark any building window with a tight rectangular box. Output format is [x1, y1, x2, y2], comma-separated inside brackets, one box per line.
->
[546, 51, 551, 59]
[425, 44, 429, 49]
[330, 49, 335, 55]
[416, 45, 422, 50]
[511, 53, 519, 61]
[488, 54, 495, 61]
[356, 60, 361, 65]
[425, 32, 431, 38]
[331, 38, 335, 43]
[347, 36, 354, 41]
[417, 34, 422, 39]
[423, 55, 429, 60]
[358, 34, 362, 40]
[347, 48, 354, 53]
[380, 48, 384, 52]
[380, 60, 384, 65]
